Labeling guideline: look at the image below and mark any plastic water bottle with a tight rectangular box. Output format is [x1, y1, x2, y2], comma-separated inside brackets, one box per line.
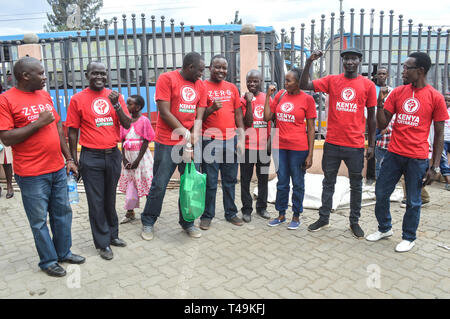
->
[67, 172, 79, 204]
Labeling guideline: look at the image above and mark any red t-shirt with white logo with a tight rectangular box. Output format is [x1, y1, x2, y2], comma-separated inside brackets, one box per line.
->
[241, 92, 272, 150]
[0, 87, 65, 176]
[313, 74, 377, 148]
[154, 70, 207, 145]
[384, 84, 449, 159]
[270, 90, 317, 151]
[66, 88, 129, 149]
[202, 80, 241, 140]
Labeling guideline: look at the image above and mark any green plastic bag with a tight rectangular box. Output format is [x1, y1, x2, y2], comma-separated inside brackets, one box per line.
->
[179, 161, 207, 222]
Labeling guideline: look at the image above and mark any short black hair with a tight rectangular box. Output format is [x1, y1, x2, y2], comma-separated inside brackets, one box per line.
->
[13, 56, 41, 81]
[86, 60, 104, 73]
[129, 94, 145, 111]
[408, 52, 432, 75]
[210, 54, 227, 66]
[182, 52, 203, 69]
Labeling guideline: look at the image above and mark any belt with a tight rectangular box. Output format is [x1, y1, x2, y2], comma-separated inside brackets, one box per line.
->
[82, 146, 117, 154]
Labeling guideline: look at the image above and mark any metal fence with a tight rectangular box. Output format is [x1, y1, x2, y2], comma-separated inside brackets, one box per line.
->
[0, 9, 448, 138]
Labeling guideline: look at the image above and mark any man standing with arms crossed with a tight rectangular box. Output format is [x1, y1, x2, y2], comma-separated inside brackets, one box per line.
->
[199, 55, 245, 230]
[300, 48, 377, 238]
[0, 57, 85, 277]
[67, 60, 132, 260]
[140, 52, 207, 240]
[366, 52, 448, 252]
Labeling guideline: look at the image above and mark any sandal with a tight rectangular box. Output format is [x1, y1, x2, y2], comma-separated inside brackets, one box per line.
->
[120, 212, 136, 224]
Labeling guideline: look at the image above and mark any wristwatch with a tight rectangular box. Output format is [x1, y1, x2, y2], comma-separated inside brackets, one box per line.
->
[113, 103, 122, 111]
[430, 166, 440, 174]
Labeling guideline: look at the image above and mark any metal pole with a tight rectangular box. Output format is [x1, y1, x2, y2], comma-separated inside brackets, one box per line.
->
[132, 14, 141, 91]
[396, 15, 403, 87]
[113, 17, 121, 94]
[104, 19, 112, 89]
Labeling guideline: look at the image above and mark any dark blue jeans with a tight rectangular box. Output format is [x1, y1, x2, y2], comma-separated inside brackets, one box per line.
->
[201, 136, 239, 221]
[375, 146, 388, 179]
[15, 167, 73, 270]
[440, 141, 450, 177]
[272, 148, 309, 217]
[375, 151, 429, 241]
[141, 142, 198, 229]
[319, 142, 364, 224]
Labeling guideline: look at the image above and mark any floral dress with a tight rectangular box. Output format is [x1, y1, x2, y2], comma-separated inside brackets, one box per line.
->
[118, 116, 155, 209]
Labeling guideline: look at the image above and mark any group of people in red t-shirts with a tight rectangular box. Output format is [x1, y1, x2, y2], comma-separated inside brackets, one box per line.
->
[0, 46, 448, 277]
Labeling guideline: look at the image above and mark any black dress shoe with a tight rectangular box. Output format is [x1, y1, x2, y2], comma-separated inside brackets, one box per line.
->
[44, 263, 66, 277]
[111, 238, 127, 247]
[59, 254, 86, 264]
[99, 247, 114, 260]
[256, 209, 271, 219]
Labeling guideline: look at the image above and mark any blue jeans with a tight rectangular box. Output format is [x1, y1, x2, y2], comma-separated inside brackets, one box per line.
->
[439, 141, 450, 176]
[272, 148, 309, 217]
[15, 167, 73, 270]
[375, 151, 429, 241]
[375, 146, 388, 179]
[141, 142, 198, 229]
[201, 136, 239, 221]
[319, 142, 365, 224]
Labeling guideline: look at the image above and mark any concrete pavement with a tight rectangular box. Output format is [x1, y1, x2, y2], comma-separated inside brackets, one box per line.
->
[0, 179, 449, 299]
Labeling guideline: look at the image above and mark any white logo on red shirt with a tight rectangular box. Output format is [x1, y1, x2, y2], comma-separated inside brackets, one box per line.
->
[254, 105, 264, 119]
[341, 88, 356, 102]
[280, 102, 294, 113]
[181, 86, 197, 103]
[92, 98, 110, 116]
[402, 98, 420, 114]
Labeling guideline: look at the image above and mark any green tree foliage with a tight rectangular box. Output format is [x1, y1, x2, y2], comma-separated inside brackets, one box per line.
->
[44, 0, 104, 32]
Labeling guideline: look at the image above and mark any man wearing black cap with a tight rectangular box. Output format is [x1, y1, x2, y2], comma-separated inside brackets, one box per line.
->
[300, 48, 377, 238]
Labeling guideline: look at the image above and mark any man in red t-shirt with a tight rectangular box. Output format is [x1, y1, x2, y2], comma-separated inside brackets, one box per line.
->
[199, 55, 245, 230]
[140, 52, 207, 240]
[240, 69, 272, 222]
[366, 52, 449, 252]
[66, 60, 132, 261]
[300, 48, 377, 238]
[0, 57, 85, 277]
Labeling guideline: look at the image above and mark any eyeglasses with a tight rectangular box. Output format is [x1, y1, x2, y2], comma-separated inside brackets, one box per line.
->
[402, 65, 419, 70]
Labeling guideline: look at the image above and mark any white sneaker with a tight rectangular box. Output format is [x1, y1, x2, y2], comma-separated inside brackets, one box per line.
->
[141, 225, 154, 241]
[366, 230, 394, 242]
[395, 240, 415, 252]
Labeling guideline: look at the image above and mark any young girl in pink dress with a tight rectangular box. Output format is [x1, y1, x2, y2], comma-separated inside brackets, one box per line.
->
[118, 95, 155, 223]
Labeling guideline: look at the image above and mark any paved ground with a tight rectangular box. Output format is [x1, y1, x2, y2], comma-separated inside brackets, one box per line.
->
[0, 178, 449, 300]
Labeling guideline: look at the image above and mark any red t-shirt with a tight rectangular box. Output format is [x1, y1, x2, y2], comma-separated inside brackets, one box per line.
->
[270, 90, 317, 151]
[154, 70, 207, 145]
[202, 80, 241, 140]
[384, 84, 449, 159]
[0, 87, 65, 176]
[66, 88, 129, 149]
[241, 92, 272, 150]
[313, 74, 377, 148]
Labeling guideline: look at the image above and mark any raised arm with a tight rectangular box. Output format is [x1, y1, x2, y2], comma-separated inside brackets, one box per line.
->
[243, 92, 254, 128]
[376, 87, 394, 130]
[264, 85, 277, 122]
[300, 50, 323, 91]
[108, 91, 132, 129]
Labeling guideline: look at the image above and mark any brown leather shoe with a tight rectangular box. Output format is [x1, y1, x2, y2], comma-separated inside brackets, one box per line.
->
[228, 216, 244, 226]
[199, 219, 211, 230]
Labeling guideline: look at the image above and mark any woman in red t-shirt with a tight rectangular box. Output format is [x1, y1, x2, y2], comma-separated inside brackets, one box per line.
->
[263, 68, 317, 230]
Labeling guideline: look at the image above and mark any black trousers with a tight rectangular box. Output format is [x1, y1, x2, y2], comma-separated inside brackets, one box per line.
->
[79, 147, 122, 249]
[240, 149, 271, 215]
